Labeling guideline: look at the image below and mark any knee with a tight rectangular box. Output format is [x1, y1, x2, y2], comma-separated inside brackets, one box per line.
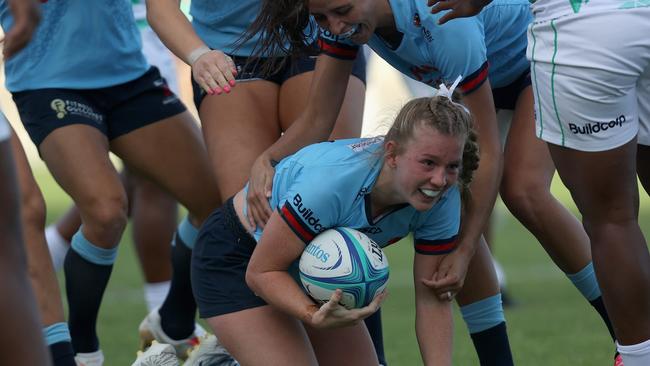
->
[83, 193, 129, 237]
[500, 175, 550, 220]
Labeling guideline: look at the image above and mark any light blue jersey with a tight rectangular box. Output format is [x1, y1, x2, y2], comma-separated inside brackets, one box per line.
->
[320, 0, 531, 92]
[0, 0, 149, 92]
[191, 0, 318, 57]
[246, 137, 461, 255]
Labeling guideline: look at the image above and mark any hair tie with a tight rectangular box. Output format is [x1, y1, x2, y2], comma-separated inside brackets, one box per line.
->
[433, 75, 470, 114]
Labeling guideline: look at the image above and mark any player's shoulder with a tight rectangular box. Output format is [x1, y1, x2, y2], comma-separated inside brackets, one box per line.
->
[293, 137, 384, 167]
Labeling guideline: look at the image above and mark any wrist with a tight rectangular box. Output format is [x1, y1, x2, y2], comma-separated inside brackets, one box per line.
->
[187, 45, 211, 66]
[301, 304, 319, 325]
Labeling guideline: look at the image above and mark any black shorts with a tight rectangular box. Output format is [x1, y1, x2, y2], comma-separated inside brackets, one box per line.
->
[192, 51, 367, 109]
[13, 67, 186, 147]
[192, 198, 267, 319]
[492, 70, 532, 111]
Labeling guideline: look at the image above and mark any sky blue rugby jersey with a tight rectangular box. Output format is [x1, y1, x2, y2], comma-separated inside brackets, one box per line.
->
[0, 0, 148, 92]
[191, 0, 318, 57]
[245, 137, 461, 255]
[319, 0, 531, 92]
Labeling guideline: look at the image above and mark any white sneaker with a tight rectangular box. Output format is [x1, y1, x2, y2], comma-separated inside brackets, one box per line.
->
[132, 341, 179, 366]
[184, 335, 239, 366]
[139, 309, 200, 360]
[75, 350, 104, 366]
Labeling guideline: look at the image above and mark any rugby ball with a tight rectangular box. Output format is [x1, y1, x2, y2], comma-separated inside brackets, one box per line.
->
[299, 227, 389, 309]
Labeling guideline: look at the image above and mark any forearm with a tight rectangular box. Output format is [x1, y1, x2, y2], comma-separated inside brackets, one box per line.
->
[458, 141, 502, 252]
[146, 0, 206, 65]
[262, 56, 354, 162]
[458, 81, 502, 253]
[246, 269, 318, 324]
[415, 289, 453, 366]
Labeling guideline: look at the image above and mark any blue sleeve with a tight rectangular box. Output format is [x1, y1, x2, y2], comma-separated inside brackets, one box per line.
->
[423, 11, 488, 94]
[317, 28, 359, 60]
[277, 166, 342, 244]
[413, 186, 461, 255]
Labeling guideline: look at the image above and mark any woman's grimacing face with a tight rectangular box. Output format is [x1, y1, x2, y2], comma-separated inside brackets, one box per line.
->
[386, 125, 464, 212]
[307, 0, 386, 44]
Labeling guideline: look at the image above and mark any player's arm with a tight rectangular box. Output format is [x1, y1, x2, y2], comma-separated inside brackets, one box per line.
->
[145, 0, 236, 93]
[246, 211, 382, 328]
[457, 80, 500, 258]
[246, 54, 354, 227]
[414, 252, 453, 366]
[3, 0, 40, 59]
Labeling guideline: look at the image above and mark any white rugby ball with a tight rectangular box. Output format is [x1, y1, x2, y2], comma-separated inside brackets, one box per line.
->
[299, 227, 389, 309]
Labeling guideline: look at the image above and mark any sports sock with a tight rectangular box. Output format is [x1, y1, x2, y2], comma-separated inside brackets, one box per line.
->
[144, 280, 171, 312]
[618, 339, 650, 366]
[566, 262, 615, 340]
[65, 231, 116, 353]
[44, 323, 75, 366]
[159, 217, 198, 340]
[45, 225, 70, 272]
[364, 309, 388, 366]
[461, 294, 513, 366]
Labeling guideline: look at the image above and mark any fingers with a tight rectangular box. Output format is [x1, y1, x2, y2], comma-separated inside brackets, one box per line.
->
[437, 11, 458, 25]
[430, 0, 455, 14]
[191, 50, 238, 95]
[245, 191, 272, 229]
[441, 291, 456, 302]
[321, 289, 343, 312]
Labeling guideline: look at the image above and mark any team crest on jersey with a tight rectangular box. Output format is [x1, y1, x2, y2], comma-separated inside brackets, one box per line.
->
[347, 136, 384, 152]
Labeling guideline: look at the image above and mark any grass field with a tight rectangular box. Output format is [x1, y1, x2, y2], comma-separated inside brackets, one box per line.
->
[34, 166, 650, 366]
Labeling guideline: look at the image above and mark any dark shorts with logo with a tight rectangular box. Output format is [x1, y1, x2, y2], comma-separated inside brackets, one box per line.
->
[492, 70, 532, 111]
[192, 51, 367, 109]
[192, 197, 268, 318]
[12, 66, 186, 147]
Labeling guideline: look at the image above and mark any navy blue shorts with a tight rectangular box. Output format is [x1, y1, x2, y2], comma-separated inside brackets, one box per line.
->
[192, 198, 267, 319]
[492, 70, 532, 111]
[12, 67, 186, 147]
[192, 51, 367, 109]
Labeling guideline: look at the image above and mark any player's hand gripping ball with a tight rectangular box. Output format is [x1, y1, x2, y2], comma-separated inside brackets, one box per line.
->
[299, 228, 389, 309]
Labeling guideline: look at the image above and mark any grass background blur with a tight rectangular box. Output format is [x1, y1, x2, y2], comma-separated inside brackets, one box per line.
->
[3, 52, 649, 365]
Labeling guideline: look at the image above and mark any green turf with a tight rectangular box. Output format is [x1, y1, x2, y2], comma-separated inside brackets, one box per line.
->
[36, 167, 650, 365]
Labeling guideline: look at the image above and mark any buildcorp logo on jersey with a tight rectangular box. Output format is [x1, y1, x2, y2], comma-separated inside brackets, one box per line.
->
[293, 194, 325, 233]
[569, 115, 627, 135]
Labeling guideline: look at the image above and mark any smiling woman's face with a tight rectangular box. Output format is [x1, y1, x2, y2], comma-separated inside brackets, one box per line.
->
[386, 124, 464, 212]
[307, 0, 381, 44]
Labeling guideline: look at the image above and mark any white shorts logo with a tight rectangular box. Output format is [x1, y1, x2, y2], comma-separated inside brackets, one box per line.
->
[568, 115, 627, 135]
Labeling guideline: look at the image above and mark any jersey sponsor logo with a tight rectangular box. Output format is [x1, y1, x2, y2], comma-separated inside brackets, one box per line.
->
[50, 99, 103, 123]
[347, 136, 384, 152]
[568, 115, 627, 135]
[293, 194, 326, 234]
[413, 13, 421, 27]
